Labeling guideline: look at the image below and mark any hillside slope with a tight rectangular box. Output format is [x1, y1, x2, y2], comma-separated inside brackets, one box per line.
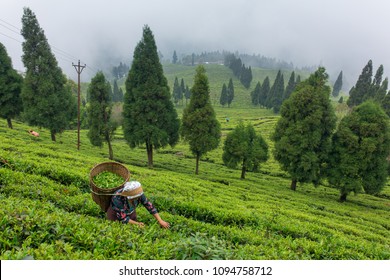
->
[0, 116, 389, 260]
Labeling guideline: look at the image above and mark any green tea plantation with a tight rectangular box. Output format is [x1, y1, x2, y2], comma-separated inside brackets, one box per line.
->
[0, 106, 389, 260]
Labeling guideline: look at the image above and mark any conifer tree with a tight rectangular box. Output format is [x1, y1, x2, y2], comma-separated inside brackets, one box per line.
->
[250, 82, 261, 106]
[347, 60, 373, 107]
[123, 25, 180, 168]
[112, 79, 121, 102]
[181, 65, 221, 174]
[332, 71, 343, 97]
[223, 121, 268, 179]
[283, 71, 296, 100]
[220, 83, 228, 107]
[327, 101, 390, 202]
[87, 72, 116, 160]
[381, 90, 390, 117]
[172, 77, 181, 105]
[272, 67, 336, 190]
[180, 78, 185, 105]
[172, 50, 178, 64]
[227, 78, 234, 108]
[259, 76, 270, 108]
[0, 42, 23, 129]
[185, 85, 191, 106]
[268, 70, 285, 113]
[21, 7, 76, 141]
[376, 78, 388, 103]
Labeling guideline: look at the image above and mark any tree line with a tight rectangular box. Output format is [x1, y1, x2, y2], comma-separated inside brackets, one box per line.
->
[224, 53, 253, 89]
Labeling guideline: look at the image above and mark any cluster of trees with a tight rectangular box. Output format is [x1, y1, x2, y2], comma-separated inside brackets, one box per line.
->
[0, 43, 23, 129]
[122, 27, 268, 176]
[112, 80, 124, 102]
[273, 67, 390, 201]
[219, 78, 234, 107]
[2, 9, 389, 203]
[347, 60, 389, 114]
[251, 71, 301, 113]
[111, 62, 129, 79]
[172, 77, 191, 106]
[0, 8, 77, 141]
[0, 8, 125, 160]
[224, 53, 253, 89]
[179, 50, 299, 72]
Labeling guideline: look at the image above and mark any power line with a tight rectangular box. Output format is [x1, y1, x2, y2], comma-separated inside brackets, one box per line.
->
[0, 18, 20, 32]
[0, 31, 23, 43]
[0, 16, 99, 76]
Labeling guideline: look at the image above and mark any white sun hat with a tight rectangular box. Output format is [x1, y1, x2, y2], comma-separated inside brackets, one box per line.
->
[121, 181, 143, 199]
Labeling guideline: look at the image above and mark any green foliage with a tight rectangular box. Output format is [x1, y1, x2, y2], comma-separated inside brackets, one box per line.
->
[21, 8, 76, 141]
[92, 171, 125, 189]
[87, 72, 116, 159]
[0, 43, 23, 129]
[0, 116, 390, 260]
[227, 78, 235, 107]
[250, 82, 261, 106]
[284, 71, 297, 100]
[222, 121, 268, 179]
[272, 67, 336, 190]
[112, 79, 124, 102]
[259, 76, 270, 108]
[172, 76, 183, 105]
[267, 70, 285, 113]
[123, 25, 180, 167]
[328, 101, 390, 201]
[332, 71, 343, 97]
[181, 65, 221, 174]
[347, 60, 387, 107]
[220, 83, 228, 107]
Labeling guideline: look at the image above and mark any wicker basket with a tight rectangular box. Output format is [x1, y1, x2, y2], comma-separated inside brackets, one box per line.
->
[90, 161, 130, 212]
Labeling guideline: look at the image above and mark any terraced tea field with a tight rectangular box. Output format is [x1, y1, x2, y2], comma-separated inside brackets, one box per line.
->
[0, 108, 389, 260]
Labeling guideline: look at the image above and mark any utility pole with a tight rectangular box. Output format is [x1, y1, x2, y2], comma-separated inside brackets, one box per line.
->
[72, 60, 86, 150]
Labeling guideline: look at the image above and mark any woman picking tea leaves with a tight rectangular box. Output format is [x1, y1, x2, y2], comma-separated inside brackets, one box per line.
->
[106, 181, 170, 229]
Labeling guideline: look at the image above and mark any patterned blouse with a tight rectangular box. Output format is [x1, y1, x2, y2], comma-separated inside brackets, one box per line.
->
[110, 188, 158, 224]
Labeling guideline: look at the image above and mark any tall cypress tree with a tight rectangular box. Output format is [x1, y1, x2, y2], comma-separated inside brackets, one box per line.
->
[172, 77, 181, 105]
[220, 83, 228, 107]
[227, 78, 234, 108]
[123, 25, 179, 168]
[87, 72, 116, 160]
[268, 70, 285, 113]
[283, 71, 296, 100]
[21, 7, 76, 141]
[332, 71, 343, 97]
[172, 50, 178, 64]
[0, 43, 23, 129]
[180, 78, 186, 106]
[250, 82, 261, 106]
[272, 67, 336, 190]
[181, 65, 221, 174]
[259, 76, 270, 108]
[347, 60, 373, 107]
[112, 79, 120, 102]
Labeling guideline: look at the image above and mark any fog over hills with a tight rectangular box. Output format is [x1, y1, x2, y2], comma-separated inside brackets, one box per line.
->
[1, 0, 389, 91]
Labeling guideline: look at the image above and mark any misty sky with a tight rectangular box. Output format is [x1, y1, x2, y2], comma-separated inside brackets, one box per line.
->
[1, 0, 389, 88]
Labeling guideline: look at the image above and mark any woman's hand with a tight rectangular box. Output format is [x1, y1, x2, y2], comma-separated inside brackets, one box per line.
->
[158, 220, 170, 229]
[137, 222, 145, 228]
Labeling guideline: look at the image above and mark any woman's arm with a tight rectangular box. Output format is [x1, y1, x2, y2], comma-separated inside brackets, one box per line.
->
[128, 219, 144, 227]
[152, 213, 170, 229]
